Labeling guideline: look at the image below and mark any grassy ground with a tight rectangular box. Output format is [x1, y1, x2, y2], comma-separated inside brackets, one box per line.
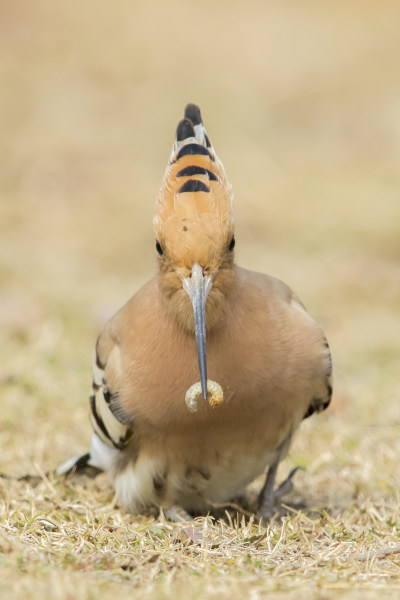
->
[1, 1, 400, 598]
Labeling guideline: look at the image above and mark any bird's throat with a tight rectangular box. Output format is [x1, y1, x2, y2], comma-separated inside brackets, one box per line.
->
[158, 265, 237, 335]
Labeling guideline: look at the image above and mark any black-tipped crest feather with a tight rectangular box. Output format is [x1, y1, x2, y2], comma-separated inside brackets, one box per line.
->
[184, 103, 202, 125]
[176, 143, 213, 160]
[176, 118, 195, 142]
[178, 180, 210, 194]
[177, 166, 217, 181]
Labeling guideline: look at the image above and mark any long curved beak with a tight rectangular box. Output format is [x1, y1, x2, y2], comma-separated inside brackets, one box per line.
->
[182, 263, 213, 400]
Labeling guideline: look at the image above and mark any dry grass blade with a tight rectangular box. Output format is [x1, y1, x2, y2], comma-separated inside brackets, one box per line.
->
[350, 545, 400, 563]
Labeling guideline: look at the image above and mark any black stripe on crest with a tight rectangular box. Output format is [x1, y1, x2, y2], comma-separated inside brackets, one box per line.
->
[178, 180, 210, 193]
[176, 165, 217, 180]
[176, 143, 213, 161]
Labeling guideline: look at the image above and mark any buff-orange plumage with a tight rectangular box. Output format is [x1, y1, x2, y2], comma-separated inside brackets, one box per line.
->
[57, 103, 332, 520]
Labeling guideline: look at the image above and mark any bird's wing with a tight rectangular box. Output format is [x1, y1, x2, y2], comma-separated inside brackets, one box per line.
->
[56, 322, 134, 476]
[302, 334, 332, 419]
[288, 289, 333, 420]
[89, 328, 133, 450]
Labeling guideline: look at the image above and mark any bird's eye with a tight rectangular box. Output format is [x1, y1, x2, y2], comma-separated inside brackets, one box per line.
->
[228, 236, 235, 252]
[156, 240, 164, 256]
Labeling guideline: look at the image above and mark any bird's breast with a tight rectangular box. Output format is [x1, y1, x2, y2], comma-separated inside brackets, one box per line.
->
[116, 290, 311, 455]
[109, 270, 327, 512]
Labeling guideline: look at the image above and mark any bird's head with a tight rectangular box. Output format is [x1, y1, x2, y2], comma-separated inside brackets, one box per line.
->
[153, 104, 235, 400]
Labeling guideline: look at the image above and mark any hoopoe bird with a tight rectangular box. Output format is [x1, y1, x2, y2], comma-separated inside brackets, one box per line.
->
[57, 104, 332, 520]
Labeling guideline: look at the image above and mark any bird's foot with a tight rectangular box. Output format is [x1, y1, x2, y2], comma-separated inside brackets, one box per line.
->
[258, 466, 304, 521]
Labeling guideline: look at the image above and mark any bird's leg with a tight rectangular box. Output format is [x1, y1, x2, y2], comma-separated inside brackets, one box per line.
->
[258, 434, 303, 520]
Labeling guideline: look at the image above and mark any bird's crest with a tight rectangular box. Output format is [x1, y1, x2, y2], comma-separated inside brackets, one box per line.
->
[154, 104, 234, 270]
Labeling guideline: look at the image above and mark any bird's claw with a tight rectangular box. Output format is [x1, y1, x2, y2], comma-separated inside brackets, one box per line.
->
[274, 466, 305, 500]
[258, 466, 305, 520]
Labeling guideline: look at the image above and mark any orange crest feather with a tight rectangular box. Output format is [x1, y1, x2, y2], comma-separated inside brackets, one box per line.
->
[153, 104, 234, 272]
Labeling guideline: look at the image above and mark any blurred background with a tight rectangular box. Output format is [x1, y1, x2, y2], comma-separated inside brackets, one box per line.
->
[1, 1, 399, 500]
